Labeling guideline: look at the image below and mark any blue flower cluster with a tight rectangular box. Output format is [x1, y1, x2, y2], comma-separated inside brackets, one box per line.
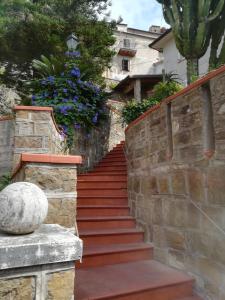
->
[71, 67, 80, 78]
[32, 61, 106, 147]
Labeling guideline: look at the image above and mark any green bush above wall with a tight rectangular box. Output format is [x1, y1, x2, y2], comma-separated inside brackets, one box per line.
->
[29, 55, 107, 148]
[122, 80, 183, 125]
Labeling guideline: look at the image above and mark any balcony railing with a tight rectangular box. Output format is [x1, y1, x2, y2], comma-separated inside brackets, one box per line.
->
[118, 40, 137, 57]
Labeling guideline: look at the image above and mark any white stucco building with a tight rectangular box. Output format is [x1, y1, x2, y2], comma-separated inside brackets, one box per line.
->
[105, 24, 165, 83]
[150, 29, 211, 85]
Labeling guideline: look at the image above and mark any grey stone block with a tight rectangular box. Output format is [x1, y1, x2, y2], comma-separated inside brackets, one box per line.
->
[0, 224, 83, 270]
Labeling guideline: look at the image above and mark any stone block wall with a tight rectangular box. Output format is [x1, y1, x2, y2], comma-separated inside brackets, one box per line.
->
[71, 100, 125, 172]
[0, 117, 14, 176]
[14, 106, 66, 168]
[125, 66, 225, 300]
[12, 154, 82, 231]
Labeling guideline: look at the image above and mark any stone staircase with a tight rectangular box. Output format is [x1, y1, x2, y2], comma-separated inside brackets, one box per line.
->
[76, 142, 202, 300]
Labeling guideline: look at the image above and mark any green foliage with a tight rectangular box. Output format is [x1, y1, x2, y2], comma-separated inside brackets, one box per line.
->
[122, 98, 159, 125]
[108, 81, 118, 90]
[0, 174, 11, 191]
[0, 0, 116, 88]
[32, 55, 66, 78]
[156, 0, 225, 83]
[122, 81, 182, 124]
[30, 57, 107, 148]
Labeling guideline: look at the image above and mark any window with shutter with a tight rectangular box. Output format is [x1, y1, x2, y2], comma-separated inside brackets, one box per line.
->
[123, 39, 131, 49]
[122, 59, 129, 71]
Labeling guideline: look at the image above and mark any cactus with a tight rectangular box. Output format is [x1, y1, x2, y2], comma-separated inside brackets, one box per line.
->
[156, 0, 225, 83]
[209, 4, 225, 70]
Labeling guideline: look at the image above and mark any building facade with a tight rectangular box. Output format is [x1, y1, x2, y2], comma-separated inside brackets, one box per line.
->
[105, 24, 164, 84]
[150, 29, 212, 85]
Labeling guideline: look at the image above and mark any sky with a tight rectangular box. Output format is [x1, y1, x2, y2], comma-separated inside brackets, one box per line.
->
[109, 0, 168, 30]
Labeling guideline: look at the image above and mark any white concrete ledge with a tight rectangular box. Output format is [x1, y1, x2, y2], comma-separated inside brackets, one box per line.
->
[0, 224, 83, 270]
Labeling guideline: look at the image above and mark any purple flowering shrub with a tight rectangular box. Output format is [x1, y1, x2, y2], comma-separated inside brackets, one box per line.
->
[31, 58, 107, 147]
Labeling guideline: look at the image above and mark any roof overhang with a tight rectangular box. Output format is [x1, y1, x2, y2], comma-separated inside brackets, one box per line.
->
[114, 74, 163, 94]
[149, 28, 173, 52]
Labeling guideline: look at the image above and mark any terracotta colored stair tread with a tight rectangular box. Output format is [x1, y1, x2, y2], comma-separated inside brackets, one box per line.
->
[77, 197, 127, 206]
[77, 196, 127, 200]
[79, 229, 144, 246]
[101, 158, 126, 162]
[178, 297, 203, 300]
[76, 243, 154, 268]
[88, 172, 127, 175]
[77, 216, 135, 230]
[83, 242, 153, 256]
[77, 205, 130, 216]
[77, 216, 134, 221]
[76, 260, 194, 300]
[78, 187, 127, 190]
[77, 189, 127, 197]
[79, 228, 144, 236]
[78, 175, 127, 179]
[78, 182, 127, 189]
[77, 205, 129, 208]
[78, 179, 127, 182]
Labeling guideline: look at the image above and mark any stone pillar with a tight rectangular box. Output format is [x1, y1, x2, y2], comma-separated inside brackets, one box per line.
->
[12, 153, 82, 231]
[0, 224, 82, 300]
[13, 106, 66, 169]
[134, 79, 141, 102]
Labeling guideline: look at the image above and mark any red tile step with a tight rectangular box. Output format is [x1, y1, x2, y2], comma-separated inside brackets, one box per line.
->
[98, 162, 127, 166]
[77, 196, 127, 206]
[79, 228, 144, 246]
[99, 155, 125, 159]
[88, 171, 127, 175]
[101, 157, 126, 162]
[106, 149, 125, 153]
[77, 216, 135, 230]
[93, 166, 127, 172]
[77, 243, 153, 269]
[77, 205, 130, 217]
[77, 188, 127, 197]
[178, 297, 203, 300]
[77, 175, 127, 181]
[76, 260, 194, 300]
[78, 180, 127, 189]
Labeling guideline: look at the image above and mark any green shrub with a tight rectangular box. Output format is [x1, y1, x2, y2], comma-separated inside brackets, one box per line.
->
[0, 174, 11, 191]
[29, 54, 107, 148]
[122, 81, 183, 124]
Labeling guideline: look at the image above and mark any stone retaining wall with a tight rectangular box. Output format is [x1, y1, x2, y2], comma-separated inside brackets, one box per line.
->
[71, 100, 125, 172]
[0, 117, 14, 176]
[125, 66, 225, 300]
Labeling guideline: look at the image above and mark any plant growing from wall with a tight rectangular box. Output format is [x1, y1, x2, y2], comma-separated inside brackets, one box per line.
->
[0, 174, 10, 191]
[30, 56, 107, 148]
[122, 80, 182, 124]
[156, 0, 225, 83]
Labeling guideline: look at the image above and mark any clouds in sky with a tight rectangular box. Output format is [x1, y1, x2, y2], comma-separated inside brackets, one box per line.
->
[109, 0, 167, 30]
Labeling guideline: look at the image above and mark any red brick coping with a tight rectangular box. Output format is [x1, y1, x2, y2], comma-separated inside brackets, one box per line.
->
[14, 106, 62, 134]
[12, 153, 82, 178]
[125, 64, 225, 133]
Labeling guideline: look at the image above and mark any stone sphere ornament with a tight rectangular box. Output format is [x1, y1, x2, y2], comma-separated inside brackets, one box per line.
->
[0, 182, 48, 234]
